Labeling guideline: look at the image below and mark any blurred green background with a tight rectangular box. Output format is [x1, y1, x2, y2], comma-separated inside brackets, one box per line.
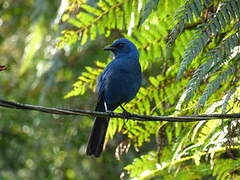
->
[0, 0, 240, 179]
[0, 0, 123, 179]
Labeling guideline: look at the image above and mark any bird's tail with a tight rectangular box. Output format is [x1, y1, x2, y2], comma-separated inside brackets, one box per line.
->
[86, 97, 109, 157]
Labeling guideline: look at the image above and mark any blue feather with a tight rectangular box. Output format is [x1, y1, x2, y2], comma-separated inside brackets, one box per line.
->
[86, 38, 142, 157]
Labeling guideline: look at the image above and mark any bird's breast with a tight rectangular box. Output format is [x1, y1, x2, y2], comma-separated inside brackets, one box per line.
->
[103, 64, 141, 106]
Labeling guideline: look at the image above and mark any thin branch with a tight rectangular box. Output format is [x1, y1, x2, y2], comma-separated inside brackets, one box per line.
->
[0, 99, 240, 122]
[0, 66, 7, 71]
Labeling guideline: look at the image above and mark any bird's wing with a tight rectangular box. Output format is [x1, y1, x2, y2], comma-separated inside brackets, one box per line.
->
[96, 57, 141, 106]
[96, 61, 114, 97]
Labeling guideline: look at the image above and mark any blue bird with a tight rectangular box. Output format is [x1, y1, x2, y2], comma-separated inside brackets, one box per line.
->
[86, 38, 142, 157]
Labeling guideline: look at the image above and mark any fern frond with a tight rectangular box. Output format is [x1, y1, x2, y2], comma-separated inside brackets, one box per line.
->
[176, 0, 240, 79]
[124, 151, 158, 178]
[127, 0, 188, 70]
[138, 0, 160, 26]
[221, 88, 236, 113]
[207, 0, 240, 35]
[213, 158, 240, 180]
[178, 33, 240, 106]
[169, 0, 209, 44]
[125, 143, 240, 180]
[57, 0, 163, 47]
[197, 68, 235, 109]
[64, 61, 105, 98]
[177, 31, 209, 79]
[192, 119, 222, 149]
[127, 22, 168, 70]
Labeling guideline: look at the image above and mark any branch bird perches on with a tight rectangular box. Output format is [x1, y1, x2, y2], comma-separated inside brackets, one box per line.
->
[0, 99, 239, 122]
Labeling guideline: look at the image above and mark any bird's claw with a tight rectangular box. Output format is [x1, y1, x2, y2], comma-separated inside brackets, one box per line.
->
[106, 110, 114, 118]
[120, 105, 131, 120]
[121, 111, 131, 123]
[123, 111, 131, 119]
[120, 105, 130, 114]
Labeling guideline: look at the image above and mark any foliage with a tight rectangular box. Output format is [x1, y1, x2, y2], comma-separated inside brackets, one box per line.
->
[0, 0, 240, 179]
[62, 0, 240, 179]
[0, 0, 119, 179]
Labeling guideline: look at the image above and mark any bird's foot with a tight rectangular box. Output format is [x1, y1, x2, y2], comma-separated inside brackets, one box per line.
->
[122, 111, 131, 119]
[120, 105, 130, 114]
[120, 105, 131, 120]
[106, 110, 114, 118]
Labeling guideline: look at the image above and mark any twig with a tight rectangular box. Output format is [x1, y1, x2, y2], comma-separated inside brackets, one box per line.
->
[0, 99, 240, 122]
[0, 66, 7, 71]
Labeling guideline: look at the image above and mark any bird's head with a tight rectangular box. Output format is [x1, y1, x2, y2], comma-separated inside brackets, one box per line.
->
[104, 38, 139, 58]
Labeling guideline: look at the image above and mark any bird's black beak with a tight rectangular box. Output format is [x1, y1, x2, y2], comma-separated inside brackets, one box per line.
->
[104, 45, 115, 51]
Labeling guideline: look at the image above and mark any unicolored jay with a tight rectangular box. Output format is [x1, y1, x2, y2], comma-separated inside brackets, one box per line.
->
[86, 38, 142, 157]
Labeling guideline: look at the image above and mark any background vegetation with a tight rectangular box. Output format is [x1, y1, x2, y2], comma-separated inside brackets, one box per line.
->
[0, 0, 239, 179]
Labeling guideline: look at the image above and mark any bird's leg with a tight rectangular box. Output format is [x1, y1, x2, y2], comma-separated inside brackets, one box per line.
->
[120, 105, 130, 114]
[120, 105, 131, 120]
[104, 101, 108, 112]
[104, 101, 114, 118]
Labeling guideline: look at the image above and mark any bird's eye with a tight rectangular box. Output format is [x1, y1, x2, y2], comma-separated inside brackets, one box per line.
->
[117, 43, 124, 47]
